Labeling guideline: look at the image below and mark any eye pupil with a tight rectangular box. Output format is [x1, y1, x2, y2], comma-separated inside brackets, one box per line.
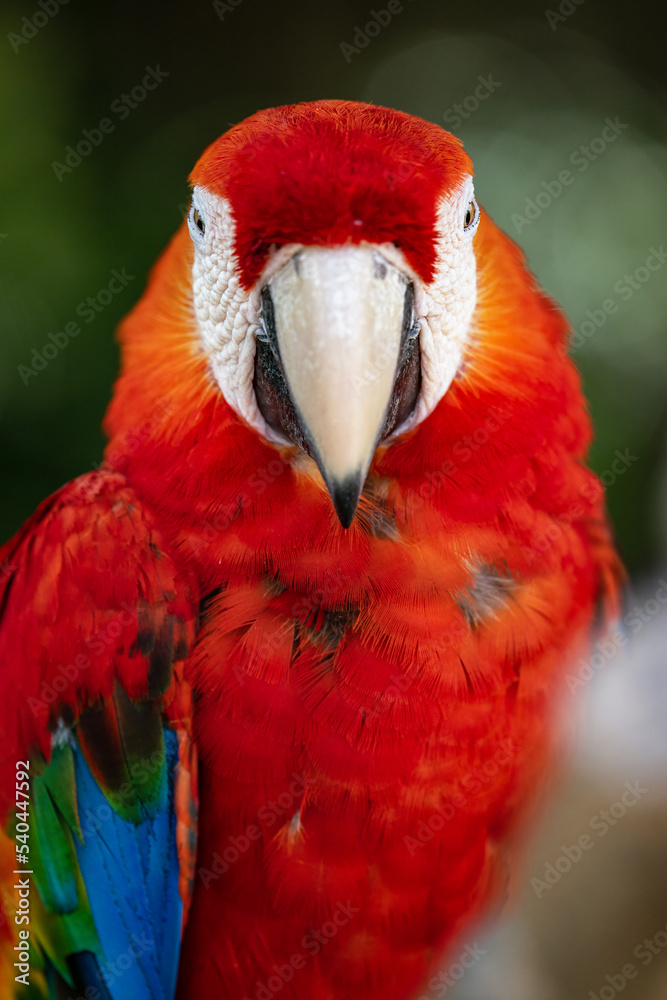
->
[194, 208, 205, 234]
[464, 200, 476, 231]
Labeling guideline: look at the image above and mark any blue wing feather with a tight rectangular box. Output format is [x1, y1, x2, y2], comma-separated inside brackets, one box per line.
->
[71, 729, 182, 1000]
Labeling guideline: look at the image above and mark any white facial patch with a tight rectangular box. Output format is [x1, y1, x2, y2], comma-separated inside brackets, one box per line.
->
[189, 175, 479, 442]
[400, 174, 479, 431]
[189, 188, 275, 437]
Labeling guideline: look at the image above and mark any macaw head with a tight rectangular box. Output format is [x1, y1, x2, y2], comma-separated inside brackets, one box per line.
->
[107, 99, 574, 543]
[186, 100, 478, 527]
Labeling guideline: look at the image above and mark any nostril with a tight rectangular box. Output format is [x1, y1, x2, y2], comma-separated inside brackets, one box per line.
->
[373, 255, 388, 281]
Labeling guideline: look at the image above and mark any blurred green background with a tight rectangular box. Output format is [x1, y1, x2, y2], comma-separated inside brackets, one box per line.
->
[1, 0, 665, 576]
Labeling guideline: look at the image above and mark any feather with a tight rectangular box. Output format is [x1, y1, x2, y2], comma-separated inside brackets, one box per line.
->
[0, 100, 624, 1000]
[70, 729, 182, 1000]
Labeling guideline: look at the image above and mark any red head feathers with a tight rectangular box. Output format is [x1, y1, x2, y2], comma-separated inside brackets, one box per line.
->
[190, 100, 472, 287]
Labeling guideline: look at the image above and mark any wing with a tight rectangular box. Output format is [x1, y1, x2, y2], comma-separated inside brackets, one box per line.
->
[0, 470, 199, 1000]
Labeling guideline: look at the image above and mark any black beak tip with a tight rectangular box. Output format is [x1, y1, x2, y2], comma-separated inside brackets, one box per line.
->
[329, 472, 364, 529]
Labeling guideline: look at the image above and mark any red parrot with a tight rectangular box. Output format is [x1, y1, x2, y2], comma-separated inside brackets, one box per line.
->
[0, 100, 621, 1000]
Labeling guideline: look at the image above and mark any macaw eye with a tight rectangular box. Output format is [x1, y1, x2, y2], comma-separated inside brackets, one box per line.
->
[463, 199, 477, 232]
[188, 201, 208, 246]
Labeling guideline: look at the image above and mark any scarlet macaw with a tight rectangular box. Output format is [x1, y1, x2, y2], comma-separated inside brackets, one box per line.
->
[0, 100, 621, 1000]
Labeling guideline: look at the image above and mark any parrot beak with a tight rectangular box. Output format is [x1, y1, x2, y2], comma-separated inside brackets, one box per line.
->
[257, 246, 416, 527]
